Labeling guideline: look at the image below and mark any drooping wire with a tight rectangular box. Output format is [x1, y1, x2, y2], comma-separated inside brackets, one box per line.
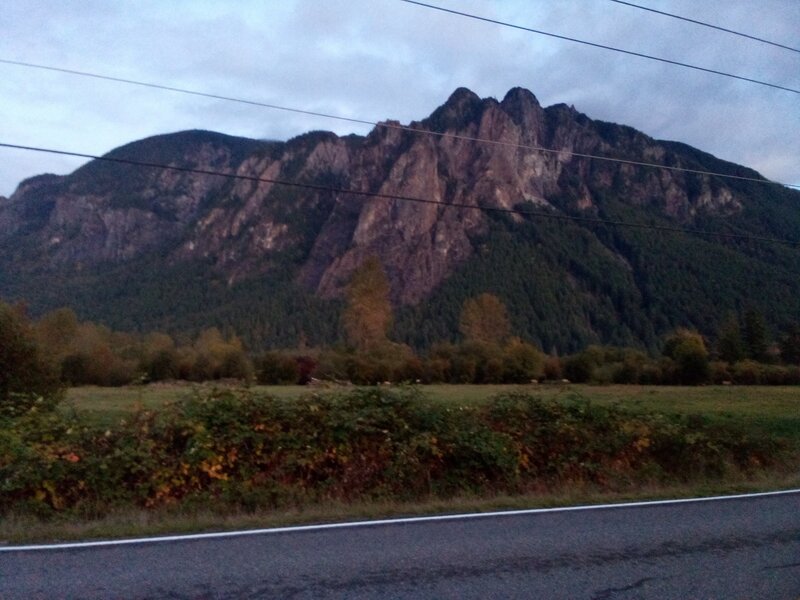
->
[0, 58, 796, 190]
[607, 0, 800, 54]
[1, 141, 796, 248]
[397, 0, 800, 94]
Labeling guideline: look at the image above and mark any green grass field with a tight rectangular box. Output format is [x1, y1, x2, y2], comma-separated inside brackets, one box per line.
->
[64, 383, 800, 439]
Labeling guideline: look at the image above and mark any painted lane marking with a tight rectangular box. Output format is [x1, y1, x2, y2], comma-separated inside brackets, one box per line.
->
[3, 487, 798, 552]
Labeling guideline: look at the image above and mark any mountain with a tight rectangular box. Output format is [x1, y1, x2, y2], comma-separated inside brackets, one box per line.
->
[1, 87, 799, 352]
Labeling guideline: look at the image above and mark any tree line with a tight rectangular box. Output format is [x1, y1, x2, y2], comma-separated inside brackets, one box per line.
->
[3, 258, 800, 406]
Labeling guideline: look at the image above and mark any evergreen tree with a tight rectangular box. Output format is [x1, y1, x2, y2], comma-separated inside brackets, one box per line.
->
[716, 313, 744, 364]
[779, 323, 800, 365]
[743, 308, 768, 362]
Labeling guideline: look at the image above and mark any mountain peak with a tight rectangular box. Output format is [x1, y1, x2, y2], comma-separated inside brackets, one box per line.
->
[501, 86, 539, 108]
[422, 87, 485, 132]
[446, 86, 481, 106]
[500, 87, 542, 127]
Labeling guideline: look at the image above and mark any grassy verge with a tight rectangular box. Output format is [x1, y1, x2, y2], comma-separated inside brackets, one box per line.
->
[2, 473, 798, 545]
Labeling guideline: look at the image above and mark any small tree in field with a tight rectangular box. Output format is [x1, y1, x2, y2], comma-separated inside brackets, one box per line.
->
[663, 328, 710, 385]
[502, 338, 545, 383]
[192, 328, 253, 381]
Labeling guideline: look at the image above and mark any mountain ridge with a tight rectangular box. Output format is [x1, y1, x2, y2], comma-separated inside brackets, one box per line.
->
[1, 86, 798, 352]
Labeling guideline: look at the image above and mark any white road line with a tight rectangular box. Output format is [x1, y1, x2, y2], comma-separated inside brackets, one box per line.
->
[2, 488, 799, 552]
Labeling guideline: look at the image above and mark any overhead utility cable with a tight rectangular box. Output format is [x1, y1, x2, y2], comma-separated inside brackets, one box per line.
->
[398, 0, 800, 94]
[0, 59, 795, 190]
[1, 141, 796, 248]
[607, 0, 800, 54]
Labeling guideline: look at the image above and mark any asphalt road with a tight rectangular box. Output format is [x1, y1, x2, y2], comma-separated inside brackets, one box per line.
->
[1, 491, 799, 599]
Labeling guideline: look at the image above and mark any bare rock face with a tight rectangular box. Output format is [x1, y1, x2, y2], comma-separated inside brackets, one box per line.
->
[0, 87, 755, 306]
[293, 87, 748, 304]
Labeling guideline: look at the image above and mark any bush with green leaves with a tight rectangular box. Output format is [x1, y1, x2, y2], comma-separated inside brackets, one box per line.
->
[0, 388, 790, 517]
[0, 302, 63, 418]
[662, 329, 710, 385]
[256, 351, 301, 384]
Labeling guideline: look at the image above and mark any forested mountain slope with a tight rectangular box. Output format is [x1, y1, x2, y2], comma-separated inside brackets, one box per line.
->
[1, 87, 798, 352]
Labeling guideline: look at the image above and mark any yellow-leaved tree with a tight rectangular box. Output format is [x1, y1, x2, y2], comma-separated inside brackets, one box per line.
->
[459, 293, 511, 346]
[342, 257, 393, 352]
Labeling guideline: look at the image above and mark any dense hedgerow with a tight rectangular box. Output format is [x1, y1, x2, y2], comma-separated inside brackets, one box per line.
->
[0, 389, 789, 517]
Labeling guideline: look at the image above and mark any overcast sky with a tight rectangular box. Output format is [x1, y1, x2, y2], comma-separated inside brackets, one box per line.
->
[1, 0, 798, 197]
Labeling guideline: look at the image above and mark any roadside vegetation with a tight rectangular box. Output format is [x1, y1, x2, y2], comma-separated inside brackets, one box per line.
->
[2, 264, 800, 543]
[3, 386, 797, 542]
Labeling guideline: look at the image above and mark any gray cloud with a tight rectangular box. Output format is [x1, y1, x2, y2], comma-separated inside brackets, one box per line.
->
[1, 0, 798, 197]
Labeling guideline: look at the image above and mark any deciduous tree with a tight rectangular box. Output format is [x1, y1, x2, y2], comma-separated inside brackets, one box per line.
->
[663, 328, 709, 385]
[459, 293, 511, 346]
[0, 301, 62, 415]
[342, 257, 393, 352]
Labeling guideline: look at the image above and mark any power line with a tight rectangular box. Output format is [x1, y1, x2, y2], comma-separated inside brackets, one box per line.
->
[607, 0, 800, 54]
[0, 59, 376, 129]
[1, 141, 796, 248]
[398, 0, 800, 95]
[1, 58, 796, 190]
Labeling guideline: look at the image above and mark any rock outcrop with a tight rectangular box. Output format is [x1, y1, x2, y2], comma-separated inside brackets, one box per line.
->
[0, 86, 757, 305]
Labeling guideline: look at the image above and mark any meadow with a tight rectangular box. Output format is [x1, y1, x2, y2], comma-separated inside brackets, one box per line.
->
[64, 383, 800, 439]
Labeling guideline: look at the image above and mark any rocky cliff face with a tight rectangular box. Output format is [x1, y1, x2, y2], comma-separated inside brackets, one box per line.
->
[0, 86, 758, 310]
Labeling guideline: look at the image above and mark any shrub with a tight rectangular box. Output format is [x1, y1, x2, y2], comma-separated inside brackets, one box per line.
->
[591, 363, 617, 385]
[784, 366, 800, 385]
[501, 339, 545, 383]
[0, 389, 790, 517]
[709, 361, 732, 384]
[0, 302, 63, 417]
[145, 349, 180, 382]
[662, 329, 710, 385]
[562, 353, 593, 383]
[394, 356, 425, 383]
[543, 356, 563, 381]
[424, 357, 451, 383]
[256, 352, 300, 385]
[732, 360, 762, 385]
[612, 351, 649, 384]
[638, 363, 664, 385]
[760, 365, 792, 386]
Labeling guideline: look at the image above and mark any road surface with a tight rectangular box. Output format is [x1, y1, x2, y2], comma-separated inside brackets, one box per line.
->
[1, 490, 799, 599]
